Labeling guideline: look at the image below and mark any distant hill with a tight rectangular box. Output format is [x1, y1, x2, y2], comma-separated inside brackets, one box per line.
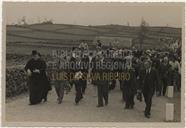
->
[6, 23, 181, 44]
[6, 23, 181, 55]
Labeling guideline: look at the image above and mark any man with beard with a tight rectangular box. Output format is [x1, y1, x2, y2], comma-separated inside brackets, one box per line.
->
[141, 60, 159, 118]
[25, 50, 45, 105]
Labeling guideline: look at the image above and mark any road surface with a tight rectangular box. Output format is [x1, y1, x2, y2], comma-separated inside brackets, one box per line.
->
[5, 84, 181, 122]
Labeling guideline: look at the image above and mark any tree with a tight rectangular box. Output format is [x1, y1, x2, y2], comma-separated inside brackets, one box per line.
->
[127, 21, 130, 26]
[138, 19, 149, 49]
[16, 16, 27, 25]
[40, 18, 53, 24]
[21, 16, 27, 25]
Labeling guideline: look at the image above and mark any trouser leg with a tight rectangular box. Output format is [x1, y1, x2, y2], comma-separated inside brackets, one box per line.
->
[159, 79, 163, 96]
[162, 79, 167, 96]
[146, 95, 152, 115]
[122, 86, 126, 102]
[143, 92, 152, 115]
[109, 80, 116, 90]
[175, 73, 181, 91]
[130, 94, 135, 107]
[54, 84, 60, 99]
[75, 82, 82, 104]
[125, 94, 130, 108]
[119, 80, 122, 91]
[143, 92, 148, 114]
[103, 85, 108, 105]
[82, 80, 87, 94]
[156, 80, 161, 96]
[43, 91, 48, 101]
[97, 85, 103, 106]
[58, 85, 64, 102]
[55, 81, 65, 103]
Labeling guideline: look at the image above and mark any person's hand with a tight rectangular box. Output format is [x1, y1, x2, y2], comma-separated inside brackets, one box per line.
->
[137, 76, 139, 80]
[33, 69, 40, 73]
[27, 69, 32, 76]
[137, 89, 142, 93]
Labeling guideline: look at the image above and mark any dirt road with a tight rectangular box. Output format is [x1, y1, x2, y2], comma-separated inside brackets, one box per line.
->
[5, 84, 181, 122]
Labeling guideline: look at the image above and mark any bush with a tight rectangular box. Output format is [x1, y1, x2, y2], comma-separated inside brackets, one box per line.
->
[6, 68, 28, 97]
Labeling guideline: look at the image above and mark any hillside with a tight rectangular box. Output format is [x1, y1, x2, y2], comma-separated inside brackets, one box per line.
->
[6, 23, 181, 55]
[7, 23, 181, 43]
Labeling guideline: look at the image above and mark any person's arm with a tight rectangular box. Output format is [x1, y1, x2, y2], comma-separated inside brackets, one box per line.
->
[132, 70, 137, 91]
[154, 68, 160, 91]
[40, 60, 47, 73]
[24, 60, 32, 76]
[177, 61, 181, 74]
[138, 68, 144, 90]
[24, 60, 31, 71]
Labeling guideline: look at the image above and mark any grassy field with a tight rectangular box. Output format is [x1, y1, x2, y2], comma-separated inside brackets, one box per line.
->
[6, 23, 181, 55]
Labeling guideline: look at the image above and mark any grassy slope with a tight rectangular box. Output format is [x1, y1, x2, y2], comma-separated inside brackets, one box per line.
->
[7, 23, 181, 43]
[6, 23, 181, 55]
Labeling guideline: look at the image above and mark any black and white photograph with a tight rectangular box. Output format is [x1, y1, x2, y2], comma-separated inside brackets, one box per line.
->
[2, 2, 185, 127]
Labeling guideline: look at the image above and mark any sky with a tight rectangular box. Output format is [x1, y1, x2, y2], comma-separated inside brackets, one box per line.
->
[4, 2, 184, 27]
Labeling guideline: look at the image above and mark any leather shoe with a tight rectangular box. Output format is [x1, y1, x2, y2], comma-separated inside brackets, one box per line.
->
[105, 102, 108, 106]
[145, 114, 150, 118]
[96, 105, 104, 107]
[125, 106, 129, 109]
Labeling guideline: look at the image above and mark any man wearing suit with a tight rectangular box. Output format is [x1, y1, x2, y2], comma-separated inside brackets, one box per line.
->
[73, 56, 84, 105]
[159, 57, 171, 96]
[81, 54, 89, 94]
[121, 63, 137, 109]
[92, 52, 109, 107]
[141, 60, 159, 118]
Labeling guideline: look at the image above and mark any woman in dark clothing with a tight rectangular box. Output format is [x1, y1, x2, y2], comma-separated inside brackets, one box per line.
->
[25, 50, 46, 105]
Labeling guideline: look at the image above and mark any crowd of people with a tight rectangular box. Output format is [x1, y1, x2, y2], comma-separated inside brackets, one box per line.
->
[24, 41, 181, 119]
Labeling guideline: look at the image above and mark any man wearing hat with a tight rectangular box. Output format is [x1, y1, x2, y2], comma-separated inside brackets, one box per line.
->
[25, 50, 45, 105]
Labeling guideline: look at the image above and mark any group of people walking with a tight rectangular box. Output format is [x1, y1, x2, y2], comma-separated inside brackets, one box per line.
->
[24, 42, 181, 119]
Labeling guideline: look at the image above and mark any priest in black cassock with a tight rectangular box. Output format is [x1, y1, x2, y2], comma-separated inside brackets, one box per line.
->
[25, 50, 46, 105]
